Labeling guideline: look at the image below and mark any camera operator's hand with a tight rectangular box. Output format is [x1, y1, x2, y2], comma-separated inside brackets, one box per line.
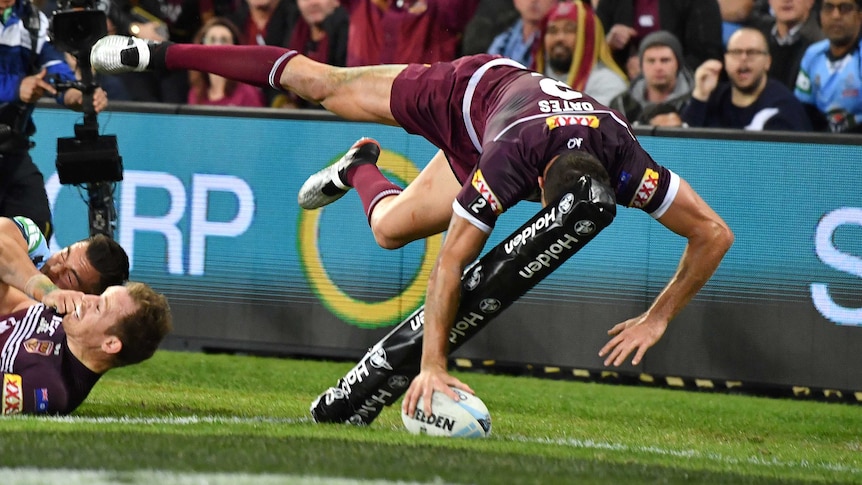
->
[19, 69, 57, 103]
[63, 87, 109, 114]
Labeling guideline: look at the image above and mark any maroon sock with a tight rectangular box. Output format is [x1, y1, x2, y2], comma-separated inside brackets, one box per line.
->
[347, 165, 403, 221]
[165, 45, 297, 91]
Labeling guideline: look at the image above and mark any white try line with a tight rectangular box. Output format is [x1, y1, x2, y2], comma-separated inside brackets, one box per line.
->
[40, 414, 309, 425]
[0, 468, 447, 485]
[21, 415, 862, 475]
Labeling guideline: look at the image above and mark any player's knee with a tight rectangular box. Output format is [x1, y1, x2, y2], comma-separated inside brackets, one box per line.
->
[369, 219, 408, 250]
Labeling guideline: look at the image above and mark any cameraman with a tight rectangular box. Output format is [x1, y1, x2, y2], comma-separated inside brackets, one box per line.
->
[0, 0, 108, 240]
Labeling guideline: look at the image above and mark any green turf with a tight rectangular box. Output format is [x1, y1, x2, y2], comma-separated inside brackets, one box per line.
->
[0, 351, 859, 484]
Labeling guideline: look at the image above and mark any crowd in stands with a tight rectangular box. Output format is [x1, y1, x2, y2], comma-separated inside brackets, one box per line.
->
[37, 0, 862, 134]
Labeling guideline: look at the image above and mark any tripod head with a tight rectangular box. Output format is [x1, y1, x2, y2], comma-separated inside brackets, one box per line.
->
[50, 0, 123, 237]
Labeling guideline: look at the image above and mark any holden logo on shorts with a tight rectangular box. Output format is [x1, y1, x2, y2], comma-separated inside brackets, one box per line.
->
[479, 298, 501, 314]
[388, 375, 409, 389]
[465, 265, 482, 291]
[324, 387, 346, 405]
[369, 347, 392, 370]
[558, 193, 575, 214]
[574, 219, 596, 236]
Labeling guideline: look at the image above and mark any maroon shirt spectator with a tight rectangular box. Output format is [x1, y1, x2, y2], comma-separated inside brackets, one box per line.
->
[342, 0, 481, 66]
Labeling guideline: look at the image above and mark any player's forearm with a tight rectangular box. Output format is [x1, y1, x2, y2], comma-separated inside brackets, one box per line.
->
[647, 223, 732, 323]
[0, 235, 45, 295]
[420, 261, 463, 372]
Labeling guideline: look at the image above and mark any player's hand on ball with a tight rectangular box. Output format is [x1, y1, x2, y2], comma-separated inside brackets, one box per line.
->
[403, 368, 473, 417]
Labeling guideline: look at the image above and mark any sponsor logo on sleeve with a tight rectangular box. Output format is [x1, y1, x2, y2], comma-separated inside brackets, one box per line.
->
[2, 374, 23, 415]
[545, 115, 600, 130]
[471, 169, 502, 215]
[795, 70, 811, 94]
[630, 168, 659, 208]
[34, 388, 49, 414]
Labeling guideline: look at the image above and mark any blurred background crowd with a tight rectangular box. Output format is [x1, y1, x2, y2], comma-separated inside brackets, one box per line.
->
[32, 0, 862, 133]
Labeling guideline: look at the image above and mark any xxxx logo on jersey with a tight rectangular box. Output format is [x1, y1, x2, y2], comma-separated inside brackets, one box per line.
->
[2, 374, 23, 415]
[630, 169, 659, 208]
[546, 115, 600, 130]
[472, 169, 503, 215]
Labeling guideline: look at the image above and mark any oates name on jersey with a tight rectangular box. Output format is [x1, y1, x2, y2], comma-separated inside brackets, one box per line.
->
[538, 99, 595, 113]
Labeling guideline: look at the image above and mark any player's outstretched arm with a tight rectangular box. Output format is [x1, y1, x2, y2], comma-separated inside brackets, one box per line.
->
[0, 218, 84, 313]
[0, 218, 47, 294]
[599, 178, 734, 366]
[403, 214, 486, 417]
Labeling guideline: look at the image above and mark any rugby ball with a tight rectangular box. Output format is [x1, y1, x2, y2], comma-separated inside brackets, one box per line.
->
[401, 387, 491, 438]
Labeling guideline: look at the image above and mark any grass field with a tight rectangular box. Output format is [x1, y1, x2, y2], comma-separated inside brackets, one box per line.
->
[1, 350, 860, 484]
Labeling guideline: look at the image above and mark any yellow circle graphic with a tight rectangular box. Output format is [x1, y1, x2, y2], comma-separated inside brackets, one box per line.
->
[298, 149, 442, 328]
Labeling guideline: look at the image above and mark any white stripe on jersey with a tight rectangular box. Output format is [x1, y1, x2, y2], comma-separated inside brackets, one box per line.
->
[452, 200, 492, 234]
[1, 305, 43, 373]
[491, 109, 634, 143]
[650, 170, 680, 220]
[462, 58, 527, 154]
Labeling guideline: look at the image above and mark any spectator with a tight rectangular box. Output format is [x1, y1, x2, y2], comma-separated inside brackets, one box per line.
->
[0, 0, 108, 240]
[682, 27, 812, 131]
[229, 0, 298, 46]
[596, 0, 723, 80]
[188, 18, 267, 107]
[534, 1, 628, 105]
[461, 0, 519, 56]
[795, 0, 862, 133]
[486, 0, 557, 68]
[757, 0, 824, 90]
[229, 0, 299, 105]
[274, 0, 348, 109]
[341, 0, 480, 66]
[609, 31, 693, 126]
[718, 0, 771, 45]
[108, 0, 227, 103]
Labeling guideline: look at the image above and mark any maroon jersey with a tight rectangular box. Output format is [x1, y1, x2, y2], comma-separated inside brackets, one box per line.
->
[390, 54, 679, 231]
[1, 305, 100, 415]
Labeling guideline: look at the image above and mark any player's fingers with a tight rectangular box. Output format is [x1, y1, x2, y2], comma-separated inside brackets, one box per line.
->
[631, 345, 648, 366]
[614, 345, 633, 367]
[422, 387, 435, 416]
[454, 379, 475, 396]
[604, 346, 621, 367]
[606, 322, 625, 336]
[402, 386, 416, 415]
[598, 333, 621, 357]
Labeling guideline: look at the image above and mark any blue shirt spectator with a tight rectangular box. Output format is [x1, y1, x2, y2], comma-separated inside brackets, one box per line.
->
[486, 0, 556, 68]
[794, 0, 862, 133]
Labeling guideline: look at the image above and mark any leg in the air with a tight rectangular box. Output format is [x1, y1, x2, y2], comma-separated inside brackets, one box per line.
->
[365, 150, 460, 249]
[90, 36, 403, 125]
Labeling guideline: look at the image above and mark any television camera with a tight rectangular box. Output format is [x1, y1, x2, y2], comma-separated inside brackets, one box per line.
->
[50, 0, 123, 238]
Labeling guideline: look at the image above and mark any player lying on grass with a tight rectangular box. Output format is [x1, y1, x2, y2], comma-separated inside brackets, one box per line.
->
[0, 226, 171, 414]
[89, 35, 733, 418]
